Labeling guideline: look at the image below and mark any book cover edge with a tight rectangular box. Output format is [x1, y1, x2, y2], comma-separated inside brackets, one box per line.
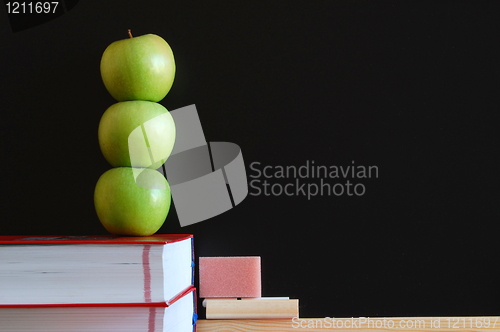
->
[0, 234, 193, 245]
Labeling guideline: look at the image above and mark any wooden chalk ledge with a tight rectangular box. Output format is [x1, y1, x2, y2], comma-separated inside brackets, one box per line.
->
[197, 316, 500, 332]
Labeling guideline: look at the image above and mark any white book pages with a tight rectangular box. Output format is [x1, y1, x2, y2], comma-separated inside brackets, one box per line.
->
[0, 239, 193, 305]
[0, 290, 196, 332]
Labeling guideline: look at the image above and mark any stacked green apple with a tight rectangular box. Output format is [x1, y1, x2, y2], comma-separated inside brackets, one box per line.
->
[94, 30, 176, 236]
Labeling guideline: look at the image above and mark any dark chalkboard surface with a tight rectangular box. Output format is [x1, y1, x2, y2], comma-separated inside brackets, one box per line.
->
[1, 1, 499, 318]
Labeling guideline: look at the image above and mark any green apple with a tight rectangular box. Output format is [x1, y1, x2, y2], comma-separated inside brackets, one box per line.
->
[98, 100, 175, 169]
[100, 31, 175, 102]
[94, 167, 171, 236]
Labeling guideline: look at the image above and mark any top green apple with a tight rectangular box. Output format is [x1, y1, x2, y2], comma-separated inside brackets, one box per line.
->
[100, 31, 176, 102]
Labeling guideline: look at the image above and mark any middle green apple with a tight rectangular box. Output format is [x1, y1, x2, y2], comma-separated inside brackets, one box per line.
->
[98, 100, 175, 169]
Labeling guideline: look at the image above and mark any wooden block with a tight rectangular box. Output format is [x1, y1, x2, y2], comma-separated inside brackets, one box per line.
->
[197, 317, 500, 332]
[205, 298, 298, 319]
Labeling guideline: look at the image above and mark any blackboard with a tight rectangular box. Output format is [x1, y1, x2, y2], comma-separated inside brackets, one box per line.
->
[1, 1, 499, 318]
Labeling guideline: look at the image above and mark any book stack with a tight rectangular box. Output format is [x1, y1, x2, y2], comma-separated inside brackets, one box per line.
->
[0, 234, 197, 331]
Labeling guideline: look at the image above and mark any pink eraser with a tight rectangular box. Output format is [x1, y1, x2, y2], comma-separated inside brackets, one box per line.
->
[199, 256, 261, 298]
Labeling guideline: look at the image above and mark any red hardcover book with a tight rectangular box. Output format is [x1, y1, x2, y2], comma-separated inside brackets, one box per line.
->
[0, 286, 198, 332]
[0, 234, 195, 305]
[0, 234, 193, 245]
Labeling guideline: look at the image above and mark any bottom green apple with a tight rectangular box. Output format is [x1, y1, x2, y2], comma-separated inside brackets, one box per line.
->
[94, 167, 171, 236]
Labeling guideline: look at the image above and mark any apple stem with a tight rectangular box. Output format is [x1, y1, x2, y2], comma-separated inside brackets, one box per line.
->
[128, 29, 133, 38]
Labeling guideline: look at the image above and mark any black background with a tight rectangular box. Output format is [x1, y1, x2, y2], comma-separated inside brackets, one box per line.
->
[1, 1, 499, 318]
